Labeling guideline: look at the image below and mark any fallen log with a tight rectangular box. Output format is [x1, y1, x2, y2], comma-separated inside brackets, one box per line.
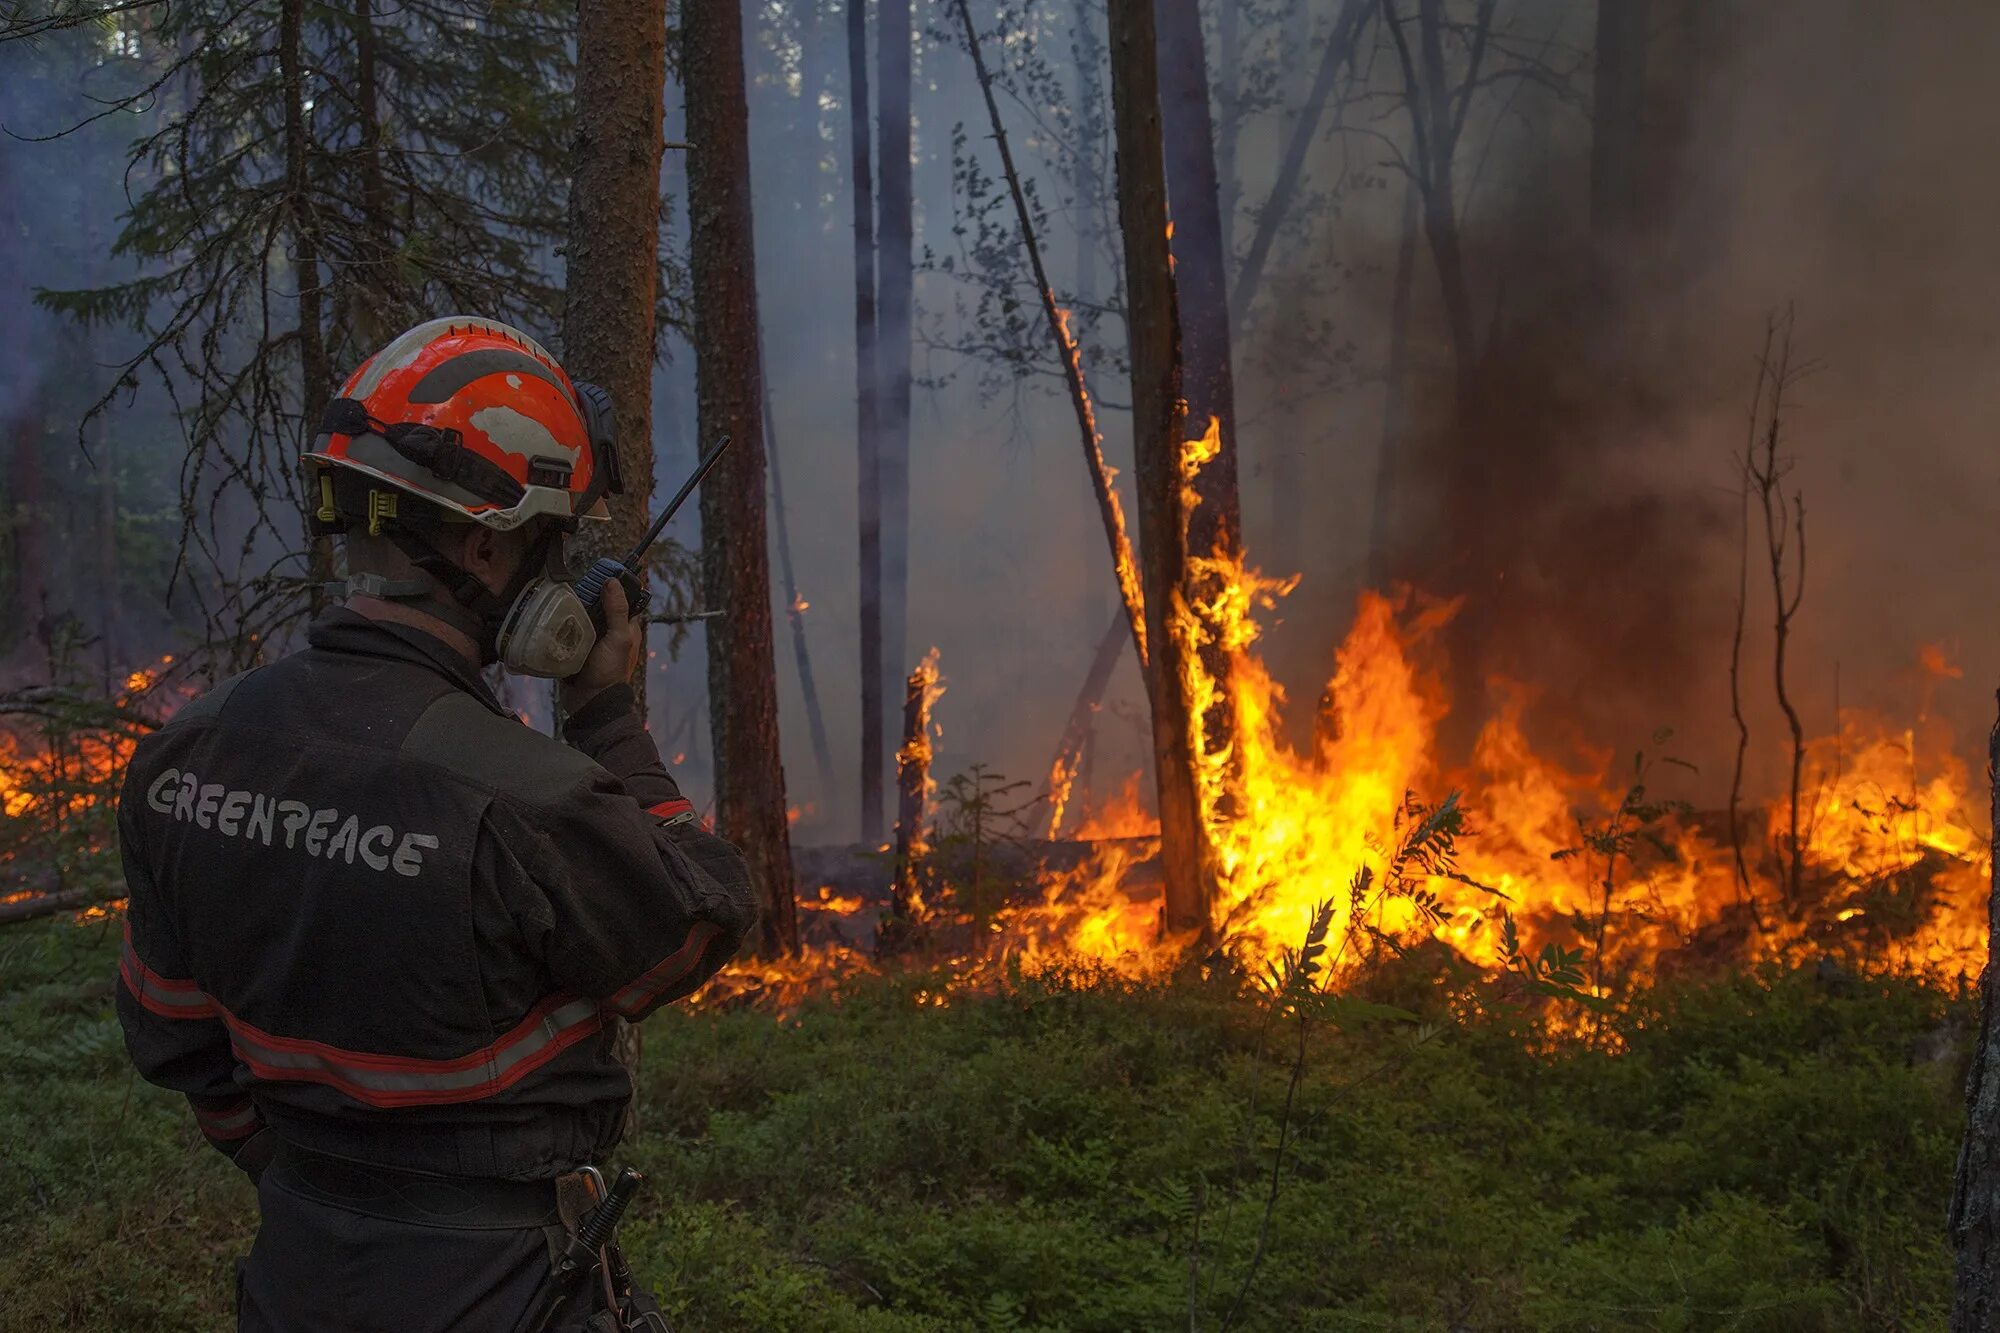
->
[0, 887, 108, 926]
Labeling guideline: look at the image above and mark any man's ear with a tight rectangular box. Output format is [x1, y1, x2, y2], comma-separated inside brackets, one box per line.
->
[457, 524, 520, 597]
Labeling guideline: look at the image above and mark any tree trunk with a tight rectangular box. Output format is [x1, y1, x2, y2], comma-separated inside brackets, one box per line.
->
[1413, 0, 1479, 415]
[1154, 0, 1241, 565]
[763, 365, 837, 820]
[876, 0, 914, 717]
[11, 391, 46, 648]
[1108, 0, 1210, 942]
[1950, 696, 2000, 1329]
[1155, 0, 1241, 792]
[1230, 0, 1372, 330]
[563, 0, 668, 1126]
[280, 0, 334, 596]
[564, 0, 666, 723]
[684, 0, 799, 957]
[349, 0, 400, 350]
[849, 0, 885, 845]
[1043, 610, 1127, 838]
[886, 648, 939, 951]
[1214, 0, 1239, 264]
[1367, 176, 1420, 588]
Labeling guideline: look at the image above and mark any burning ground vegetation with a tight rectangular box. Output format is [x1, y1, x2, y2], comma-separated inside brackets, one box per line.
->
[713, 578, 1990, 1022]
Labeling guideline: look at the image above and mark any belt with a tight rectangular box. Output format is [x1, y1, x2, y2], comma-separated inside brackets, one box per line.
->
[264, 1140, 566, 1231]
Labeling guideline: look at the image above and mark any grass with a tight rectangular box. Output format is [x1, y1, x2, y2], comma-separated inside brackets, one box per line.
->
[0, 912, 1968, 1331]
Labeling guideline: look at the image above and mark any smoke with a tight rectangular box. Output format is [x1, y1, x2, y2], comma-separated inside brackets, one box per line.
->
[1219, 0, 2000, 802]
[10, 3, 1998, 835]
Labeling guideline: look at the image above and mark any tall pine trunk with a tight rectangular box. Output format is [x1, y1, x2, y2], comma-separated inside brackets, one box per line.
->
[849, 0, 885, 845]
[876, 0, 915, 717]
[563, 0, 668, 1124]
[564, 0, 666, 720]
[1154, 0, 1241, 786]
[1155, 0, 1240, 565]
[1108, 0, 1210, 942]
[1367, 176, 1420, 588]
[684, 0, 799, 956]
[280, 0, 334, 594]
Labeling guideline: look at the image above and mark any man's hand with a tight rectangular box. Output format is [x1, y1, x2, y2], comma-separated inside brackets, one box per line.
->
[560, 576, 643, 714]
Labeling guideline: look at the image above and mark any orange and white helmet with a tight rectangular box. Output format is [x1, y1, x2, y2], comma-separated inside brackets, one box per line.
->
[307, 316, 619, 531]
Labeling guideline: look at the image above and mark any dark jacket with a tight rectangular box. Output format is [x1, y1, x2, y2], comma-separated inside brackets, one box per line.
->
[115, 610, 757, 1180]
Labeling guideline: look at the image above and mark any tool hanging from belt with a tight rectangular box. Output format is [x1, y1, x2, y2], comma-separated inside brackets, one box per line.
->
[525, 1166, 670, 1333]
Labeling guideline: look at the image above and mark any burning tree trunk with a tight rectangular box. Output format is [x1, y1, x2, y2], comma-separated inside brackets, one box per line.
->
[1109, 0, 1211, 941]
[683, 0, 799, 957]
[877, 0, 915, 768]
[1044, 611, 1128, 837]
[1949, 695, 2000, 1328]
[884, 647, 942, 953]
[849, 0, 885, 846]
[1154, 0, 1240, 566]
[564, 0, 665, 719]
[1155, 0, 1243, 789]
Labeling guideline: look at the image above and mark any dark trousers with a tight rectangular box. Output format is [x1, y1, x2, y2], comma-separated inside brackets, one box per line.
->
[238, 1169, 598, 1332]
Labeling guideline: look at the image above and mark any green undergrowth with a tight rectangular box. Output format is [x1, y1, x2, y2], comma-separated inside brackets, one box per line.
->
[0, 916, 1966, 1331]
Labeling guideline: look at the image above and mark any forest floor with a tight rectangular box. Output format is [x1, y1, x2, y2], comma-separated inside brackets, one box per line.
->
[0, 911, 1967, 1332]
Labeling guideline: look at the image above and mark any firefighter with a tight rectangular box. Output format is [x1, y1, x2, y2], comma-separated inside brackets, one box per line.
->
[114, 317, 757, 1330]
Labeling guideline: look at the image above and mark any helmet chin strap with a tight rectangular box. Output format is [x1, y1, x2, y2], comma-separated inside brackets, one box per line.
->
[370, 527, 549, 664]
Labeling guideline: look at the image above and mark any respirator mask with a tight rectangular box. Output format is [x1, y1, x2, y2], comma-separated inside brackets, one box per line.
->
[489, 537, 599, 679]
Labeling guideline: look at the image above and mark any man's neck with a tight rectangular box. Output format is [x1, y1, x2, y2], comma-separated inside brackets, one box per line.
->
[345, 595, 483, 670]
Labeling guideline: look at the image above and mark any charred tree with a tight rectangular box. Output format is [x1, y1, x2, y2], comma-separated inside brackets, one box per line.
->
[1154, 0, 1241, 564]
[1109, 0, 1211, 941]
[1951, 694, 2000, 1329]
[1155, 0, 1242, 784]
[877, 0, 914, 740]
[1044, 611, 1128, 837]
[684, 0, 800, 956]
[850, 0, 885, 845]
[564, 0, 665, 719]
[884, 648, 940, 954]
